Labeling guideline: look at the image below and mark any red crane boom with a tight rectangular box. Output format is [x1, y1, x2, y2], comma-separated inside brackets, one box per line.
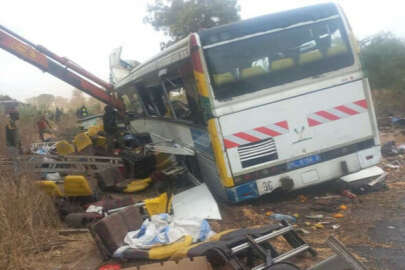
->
[0, 25, 124, 111]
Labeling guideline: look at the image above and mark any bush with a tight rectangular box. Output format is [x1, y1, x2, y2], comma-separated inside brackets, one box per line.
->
[361, 32, 405, 92]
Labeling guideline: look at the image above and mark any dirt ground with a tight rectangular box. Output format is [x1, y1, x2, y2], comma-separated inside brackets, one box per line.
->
[30, 129, 405, 270]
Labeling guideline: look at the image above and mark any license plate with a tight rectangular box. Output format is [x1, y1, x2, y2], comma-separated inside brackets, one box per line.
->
[287, 154, 321, 170]
[257, 178, 279, 195]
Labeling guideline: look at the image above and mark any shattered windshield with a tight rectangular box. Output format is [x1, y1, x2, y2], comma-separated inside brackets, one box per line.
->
[204, 18, 354, 101]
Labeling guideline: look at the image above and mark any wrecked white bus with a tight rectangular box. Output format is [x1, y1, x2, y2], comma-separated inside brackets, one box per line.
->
[115, 3, 381, 203]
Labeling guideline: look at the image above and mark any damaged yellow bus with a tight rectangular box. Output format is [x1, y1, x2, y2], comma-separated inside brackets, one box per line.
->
[116, 2, 381, 202]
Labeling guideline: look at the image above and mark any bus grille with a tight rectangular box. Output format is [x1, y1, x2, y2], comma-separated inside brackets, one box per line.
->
[238, 138, 278, 168]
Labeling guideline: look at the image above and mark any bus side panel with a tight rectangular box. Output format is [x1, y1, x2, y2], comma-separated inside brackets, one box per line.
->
[218, 79, 376, 176]
[131, 117, 229, 199]
[130, 118, 194, 148]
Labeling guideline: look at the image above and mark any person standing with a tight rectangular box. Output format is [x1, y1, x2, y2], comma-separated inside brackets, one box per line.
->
[36, 114, 52, 141]
[103, 105, 118, 153]
[5, 108, 21, 173]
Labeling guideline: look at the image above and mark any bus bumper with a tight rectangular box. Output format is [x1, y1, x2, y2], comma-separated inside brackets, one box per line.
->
[225, 145, 381, 203]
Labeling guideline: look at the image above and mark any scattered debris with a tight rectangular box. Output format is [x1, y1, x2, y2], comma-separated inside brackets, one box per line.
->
[339, 204, 348, 211]
[333, 213, 345, 218]
[385, 163, 400, 169]
[270, 213, 297, 223]
[332, 224, 341, 230]
[314, 195, 341, 200]
[298, 194, 308, 202]
[306, 214, 324, 220]
[391, 115, 405, 127]
[341, 190, 357, 199]
[265, 211, 273, 216]
[58, 228, 89, 235]
[296, 228, 311, 234]
[172, 183, 221, 220]
[382, 141, 400, 157]
[313, 223, 325, 229]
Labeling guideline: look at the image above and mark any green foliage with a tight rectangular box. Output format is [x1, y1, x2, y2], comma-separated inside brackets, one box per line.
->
[360, 32, 405, 91]
[144, 0, 240, 46]
[17, 104, 41, 121]
[25, 94, 55, 111]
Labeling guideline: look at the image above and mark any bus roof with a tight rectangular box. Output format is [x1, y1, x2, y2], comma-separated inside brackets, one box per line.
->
[115, 2, 340, 91]
[199, 2, 339, 47]
[115, 36, 190, 90]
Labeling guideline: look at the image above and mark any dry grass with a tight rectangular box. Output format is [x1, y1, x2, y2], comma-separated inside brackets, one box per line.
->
[0, 172, 61, 270]
[0, 113, 63, 269]
[53, 114, 81, 141]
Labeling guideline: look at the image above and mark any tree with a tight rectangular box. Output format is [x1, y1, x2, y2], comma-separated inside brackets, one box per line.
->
[144, 0, 240, 47]
[26, 93, 55, 111]
[360, 32, 405, 92]
[87, 97, 104, 115]
[54, 96, 70, 109]
[69, 89, 86, 110]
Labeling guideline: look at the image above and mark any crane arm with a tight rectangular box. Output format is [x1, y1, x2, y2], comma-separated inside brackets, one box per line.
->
[0, 25, 124, 111]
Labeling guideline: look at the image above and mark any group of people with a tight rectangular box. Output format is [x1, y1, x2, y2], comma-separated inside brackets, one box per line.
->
[4, 104, 123, 174]
[5, 108, 53, 149]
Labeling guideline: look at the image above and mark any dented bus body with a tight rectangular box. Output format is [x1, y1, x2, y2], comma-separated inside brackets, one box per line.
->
[116, 3, 380, 203]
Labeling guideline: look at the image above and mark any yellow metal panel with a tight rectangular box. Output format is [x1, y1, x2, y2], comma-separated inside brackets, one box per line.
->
[123, 177, 152, 193]
[87, 125, 100, 137]
[207, 119, 234, 187]
[55, 140, 75, 156]
[93, 136, 107, 147]
[73, 132, 93, 152]
[193, 71, 210, 97]
[170, 229, 237, 260]
[35, 181, 63, 197]
[144, 192, 170, 216]
[149, 235, 193, 260]
[64, 175, 93, 197]
[207, 229, 236, 241]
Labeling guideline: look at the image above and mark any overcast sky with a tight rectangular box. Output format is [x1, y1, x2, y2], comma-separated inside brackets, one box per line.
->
[0, 0, 402, 102]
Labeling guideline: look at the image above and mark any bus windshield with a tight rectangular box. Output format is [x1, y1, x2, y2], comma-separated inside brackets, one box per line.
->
[204, 18, 354, 101]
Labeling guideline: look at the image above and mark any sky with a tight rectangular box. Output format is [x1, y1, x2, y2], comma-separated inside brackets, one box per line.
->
[0, 0, 403, 102]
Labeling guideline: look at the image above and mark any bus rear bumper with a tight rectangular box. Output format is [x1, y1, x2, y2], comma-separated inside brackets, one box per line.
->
[225, 146, 381, 203]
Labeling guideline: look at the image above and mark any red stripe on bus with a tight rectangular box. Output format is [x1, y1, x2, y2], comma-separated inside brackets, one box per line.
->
[335, 105, 359, 115]
[234, 132, 260, 142]
[316, 110, 340, 121]
[307, 118, 321, 127]
[224, 139, 239, 149]
[255, 127, 281, 137]
[190, 34, 203, 73]
[354, 99, 368, 109]
[275, 120, 289, 130]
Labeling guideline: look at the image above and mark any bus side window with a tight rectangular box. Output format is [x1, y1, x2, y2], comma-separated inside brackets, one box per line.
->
[138, 87, 160, 116]
[131, 91, 145, 115]
[121, 86, 145, 115]
[150, 86, 168, 117]
[168, 86, 191, 121]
